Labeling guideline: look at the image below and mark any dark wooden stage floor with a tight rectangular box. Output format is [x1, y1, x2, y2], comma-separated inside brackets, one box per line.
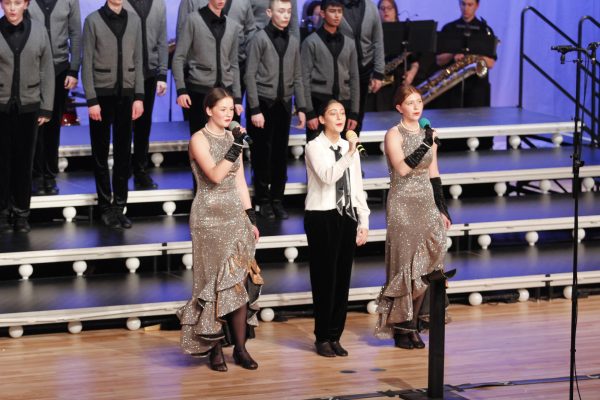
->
[1, 296, 599, 400]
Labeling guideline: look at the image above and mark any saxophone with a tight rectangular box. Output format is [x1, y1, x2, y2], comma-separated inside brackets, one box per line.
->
[416, 55, 488, 105]
[380, 51, 409, 89]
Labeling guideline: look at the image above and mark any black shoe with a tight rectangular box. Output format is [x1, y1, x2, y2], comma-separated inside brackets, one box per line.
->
[329, 341, 348, 357]
[32, 178, 45, 196]
[209, 344, 228, 372]
[134, 173, 158, 190]
[258, 203, 275, 220]
[394, 333, 414, 350]
[421, 268, 457, 284]
[101, 210, 122, 229]
[408, 331, 425, 349]
[233, 348, 258, 370]
[116, 212, 132, 229]
[44, 179, 59, 195]
[13, 217, 31, 233]
[0, 216, 13, 233]
[271, 201, 289, 220]
[315, 341, 336, 357]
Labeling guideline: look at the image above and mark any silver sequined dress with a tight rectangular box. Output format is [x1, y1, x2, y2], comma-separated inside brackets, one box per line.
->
[177, 128, 263, 354]
[374, 125, 446, 339]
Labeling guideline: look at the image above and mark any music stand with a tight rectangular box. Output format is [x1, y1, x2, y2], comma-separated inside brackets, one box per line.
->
[382, 20, 438, 56]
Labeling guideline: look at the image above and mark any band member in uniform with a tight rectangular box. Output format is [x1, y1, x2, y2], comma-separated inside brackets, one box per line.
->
[245, 0, 306, 220]
[0, 0, 54, 233]
[304, 99, 369, 357]
[82, 0, 145, 229]
[301, 0, 359, 142]
[29, 0, 81, 196]
[338, 0, 385, 134]
[172, 0, 243, 135]
[123, 0, 168, 190]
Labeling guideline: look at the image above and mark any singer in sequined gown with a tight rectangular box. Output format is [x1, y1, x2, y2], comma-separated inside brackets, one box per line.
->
[374, 86, 451, 349]
[177, 88, 262, 371]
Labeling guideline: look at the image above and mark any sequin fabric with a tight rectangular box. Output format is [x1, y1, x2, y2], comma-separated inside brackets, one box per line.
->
[177, 127, 262, 355]
[374, 125, 446, 339]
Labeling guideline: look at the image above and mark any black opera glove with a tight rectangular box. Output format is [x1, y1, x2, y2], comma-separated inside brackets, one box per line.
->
[404, 141, 432, 169]
[245, 208, 257, 226]
[430, 177, 451, 223]
[223, 127, 246, 163]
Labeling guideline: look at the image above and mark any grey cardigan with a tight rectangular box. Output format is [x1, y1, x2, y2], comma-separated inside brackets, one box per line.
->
[245, 28, 305, 116]
[0, 18, 55, 117]
[176, 0, 256, 63]
[339, 0, 385, 78]
[123, 0, 168, 81]
[250, 0, 299, 38]
[301, 31, 359, 119]
[81, 9, 144, 106]
[27, 0, 81, 77]
[172, 11, 241, 100]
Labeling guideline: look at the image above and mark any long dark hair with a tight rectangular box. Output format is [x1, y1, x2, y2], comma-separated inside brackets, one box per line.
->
[203, 87, 233, 116]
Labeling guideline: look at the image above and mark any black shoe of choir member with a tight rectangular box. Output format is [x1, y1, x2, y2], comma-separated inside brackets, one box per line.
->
[116, 212, 133, 229]
[0, 216, 12, 233]
[233, 348, 258, 370]
[315, 341, 336, 357]
[271, 201, 289, 220]
[134, 172, 158, 190]
[32, 177, 45, 196]
[209, 345, 228, 372]
[408, 331, 425, 349]
[394, 333, 414, 350]
[329, 341, 348, 357]
[13, 217, 31, 233]
[101, 209, 122, 230]
[44, 179, 59, 195]
[421, 268, 457, 285]
[258, 203, 276, 220]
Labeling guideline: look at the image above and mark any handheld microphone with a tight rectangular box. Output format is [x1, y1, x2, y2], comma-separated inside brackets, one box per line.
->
[228, 121, 253, 145]
[419, 117, 441, 146]
[345, 130, 368, 157]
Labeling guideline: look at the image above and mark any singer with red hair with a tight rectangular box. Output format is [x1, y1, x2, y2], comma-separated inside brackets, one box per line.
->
[304, 99, 370, 358]
[178, 87, 262, 372]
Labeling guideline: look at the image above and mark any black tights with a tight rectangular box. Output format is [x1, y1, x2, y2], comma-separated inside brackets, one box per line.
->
[228, 303, 249, 351]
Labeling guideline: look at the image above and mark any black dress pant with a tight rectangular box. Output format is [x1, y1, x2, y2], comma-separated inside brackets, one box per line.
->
[89, 96, 133, 213]
[132, 77, 157, 176]
[304, 209, 358, 342]
[355, 71, 371, 135]
[187, 90, 207, 136]
[0, 109, 39, 218]
[247, 100, 291, 204]
[33, 70, 68, 182]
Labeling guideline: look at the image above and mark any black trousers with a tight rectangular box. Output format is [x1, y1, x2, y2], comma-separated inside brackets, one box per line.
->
[0, 109, 39, 218]
[89, 96, 133, 213]
[355, 72, 371, 135]
[187, 91, 207, 136]
[132, 77, 158, 175]
[33, 70, 68, 182]
[304, 209, 358, 342]
[247, 100, 291, 204]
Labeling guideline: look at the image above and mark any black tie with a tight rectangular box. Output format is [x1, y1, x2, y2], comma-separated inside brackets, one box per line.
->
[331, 146, 357, 221]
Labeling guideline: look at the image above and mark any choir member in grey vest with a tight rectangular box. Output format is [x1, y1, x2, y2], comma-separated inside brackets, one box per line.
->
[245, 0, 306, 220]
[338, 0, 385, 135]
[82, 0, 145, 230]
[124, 0, 168, 190]
[0, 0, 54, 233]
[28, 0, 80, 196]
[172, 0, 243, 135]
[301, 0, 359, 142]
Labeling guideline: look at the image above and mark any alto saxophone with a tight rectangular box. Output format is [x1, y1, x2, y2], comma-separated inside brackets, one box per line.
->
[416, 55, 488, 105]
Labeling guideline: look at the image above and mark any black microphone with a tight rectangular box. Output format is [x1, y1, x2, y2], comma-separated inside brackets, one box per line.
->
[345, 130, 367, 158]
[228, 121, 253, 145]
[550, 45, 578, 53]
[419, 118, 441, 146]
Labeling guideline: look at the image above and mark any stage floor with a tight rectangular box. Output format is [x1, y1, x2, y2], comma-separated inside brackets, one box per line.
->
[1, 296, 599, 400]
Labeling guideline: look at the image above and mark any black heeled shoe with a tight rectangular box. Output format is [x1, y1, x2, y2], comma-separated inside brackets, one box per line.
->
[421, 268, 457, 284]
[315, 341, 336, 357]
[233, 348, 258, 370]
[209, 345, 228, 372]
[329, 341, 348, 357]
[394, 333, 414, 349]
[408, 331, 425, 349]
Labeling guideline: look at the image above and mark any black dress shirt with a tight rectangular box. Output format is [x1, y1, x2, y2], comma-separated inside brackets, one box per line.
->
[317, 26, 344, 99]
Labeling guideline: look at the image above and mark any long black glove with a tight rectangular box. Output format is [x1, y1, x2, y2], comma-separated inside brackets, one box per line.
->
[430, 177, 451, 222]
[404, 130, 433, 169]
[245, 208, 257, 226]
[223, 127, 245, 162]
